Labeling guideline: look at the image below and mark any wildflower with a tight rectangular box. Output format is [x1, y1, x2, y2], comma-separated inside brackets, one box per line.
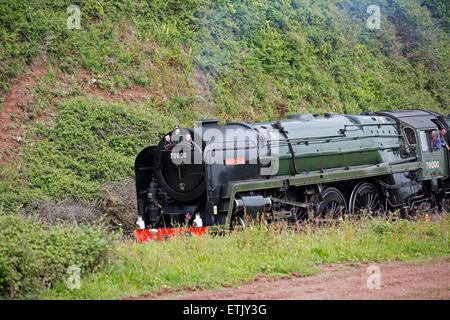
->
[430, 213, 442, 221]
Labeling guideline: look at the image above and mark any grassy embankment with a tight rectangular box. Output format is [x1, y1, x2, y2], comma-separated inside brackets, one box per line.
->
[42, 213, 449, 300]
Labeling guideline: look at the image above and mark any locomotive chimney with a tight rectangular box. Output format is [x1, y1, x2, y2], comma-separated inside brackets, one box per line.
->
[195, 119, 220, 128]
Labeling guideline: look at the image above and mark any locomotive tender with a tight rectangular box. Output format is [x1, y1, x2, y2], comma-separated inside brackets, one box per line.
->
[134, 109, 450, 237]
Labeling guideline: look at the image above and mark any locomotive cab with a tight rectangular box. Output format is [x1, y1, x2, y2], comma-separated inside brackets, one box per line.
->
[376, 110, 448, 180]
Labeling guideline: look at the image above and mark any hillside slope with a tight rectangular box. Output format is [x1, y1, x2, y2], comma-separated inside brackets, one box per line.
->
[0, 0, 448, 217]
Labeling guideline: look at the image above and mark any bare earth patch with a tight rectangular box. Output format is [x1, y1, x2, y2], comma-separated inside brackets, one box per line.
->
[133, 257, 450, 300]
[0, 58, 48, 165]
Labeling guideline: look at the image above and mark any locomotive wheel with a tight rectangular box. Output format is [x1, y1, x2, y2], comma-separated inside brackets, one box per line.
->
[230, 214, 246, 230]
[316, 187, 347, 221]
[230, 212, 269, 229]
[443, 198, 449, 212]
[349, 182, 384, 216]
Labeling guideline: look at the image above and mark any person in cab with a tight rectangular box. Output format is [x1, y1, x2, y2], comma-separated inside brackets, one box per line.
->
[431, 130, 441, 151]
[439, 128, 450, 151]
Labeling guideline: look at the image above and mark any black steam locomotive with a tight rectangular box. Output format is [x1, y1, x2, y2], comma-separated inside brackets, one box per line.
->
[134, 109, 450, 239]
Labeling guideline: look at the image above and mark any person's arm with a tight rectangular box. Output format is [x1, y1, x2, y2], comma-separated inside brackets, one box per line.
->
[441, 137, 450, 150]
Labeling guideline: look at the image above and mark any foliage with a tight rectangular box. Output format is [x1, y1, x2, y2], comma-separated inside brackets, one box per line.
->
[0, 214, 115, 298]
[43, 213, 449, 299]
[194, 0, 448, 120]
[0, 95, 199, 210]
[0, 0, 448, 112]
[421, 0, 449, 25]
[26, 97, 178, 200]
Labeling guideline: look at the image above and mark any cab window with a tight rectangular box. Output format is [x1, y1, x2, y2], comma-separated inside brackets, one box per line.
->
[419, 131, 430, 152]
[403, 127, 417, 145]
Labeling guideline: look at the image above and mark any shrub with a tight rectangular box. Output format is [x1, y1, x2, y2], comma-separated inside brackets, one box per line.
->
[20, 97, 175, 202]
[0, 214, 114, 298]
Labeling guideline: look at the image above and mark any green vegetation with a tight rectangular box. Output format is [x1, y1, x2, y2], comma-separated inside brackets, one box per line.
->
[0, 95, 205, 211]
[23, 98, 176, 201]
[0, 215, 115, 299]
[43, 214, 449, 299]
[1, 0, 448, 113]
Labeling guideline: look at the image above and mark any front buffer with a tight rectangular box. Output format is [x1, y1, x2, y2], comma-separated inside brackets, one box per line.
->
[133, 226, 208, 242]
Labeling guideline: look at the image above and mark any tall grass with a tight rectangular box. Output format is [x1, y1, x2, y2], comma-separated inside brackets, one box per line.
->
[43, 212, 449, 299]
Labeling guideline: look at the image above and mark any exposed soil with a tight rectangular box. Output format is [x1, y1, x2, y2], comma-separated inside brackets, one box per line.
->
[70, 69, 154, 104]
[131, 257, 450, 300]
[0, 58, 49, 165]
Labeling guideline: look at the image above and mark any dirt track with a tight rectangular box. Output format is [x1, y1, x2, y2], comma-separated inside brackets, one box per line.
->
[136, 257, 450, 300]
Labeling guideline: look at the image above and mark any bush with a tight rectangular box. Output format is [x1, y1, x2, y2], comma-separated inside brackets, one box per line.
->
[20, 97, 176, 202]
[0, 214, 114, 298]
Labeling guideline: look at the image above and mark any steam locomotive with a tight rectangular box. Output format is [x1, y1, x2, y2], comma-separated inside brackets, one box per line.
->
[134, 109, 450, 239]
